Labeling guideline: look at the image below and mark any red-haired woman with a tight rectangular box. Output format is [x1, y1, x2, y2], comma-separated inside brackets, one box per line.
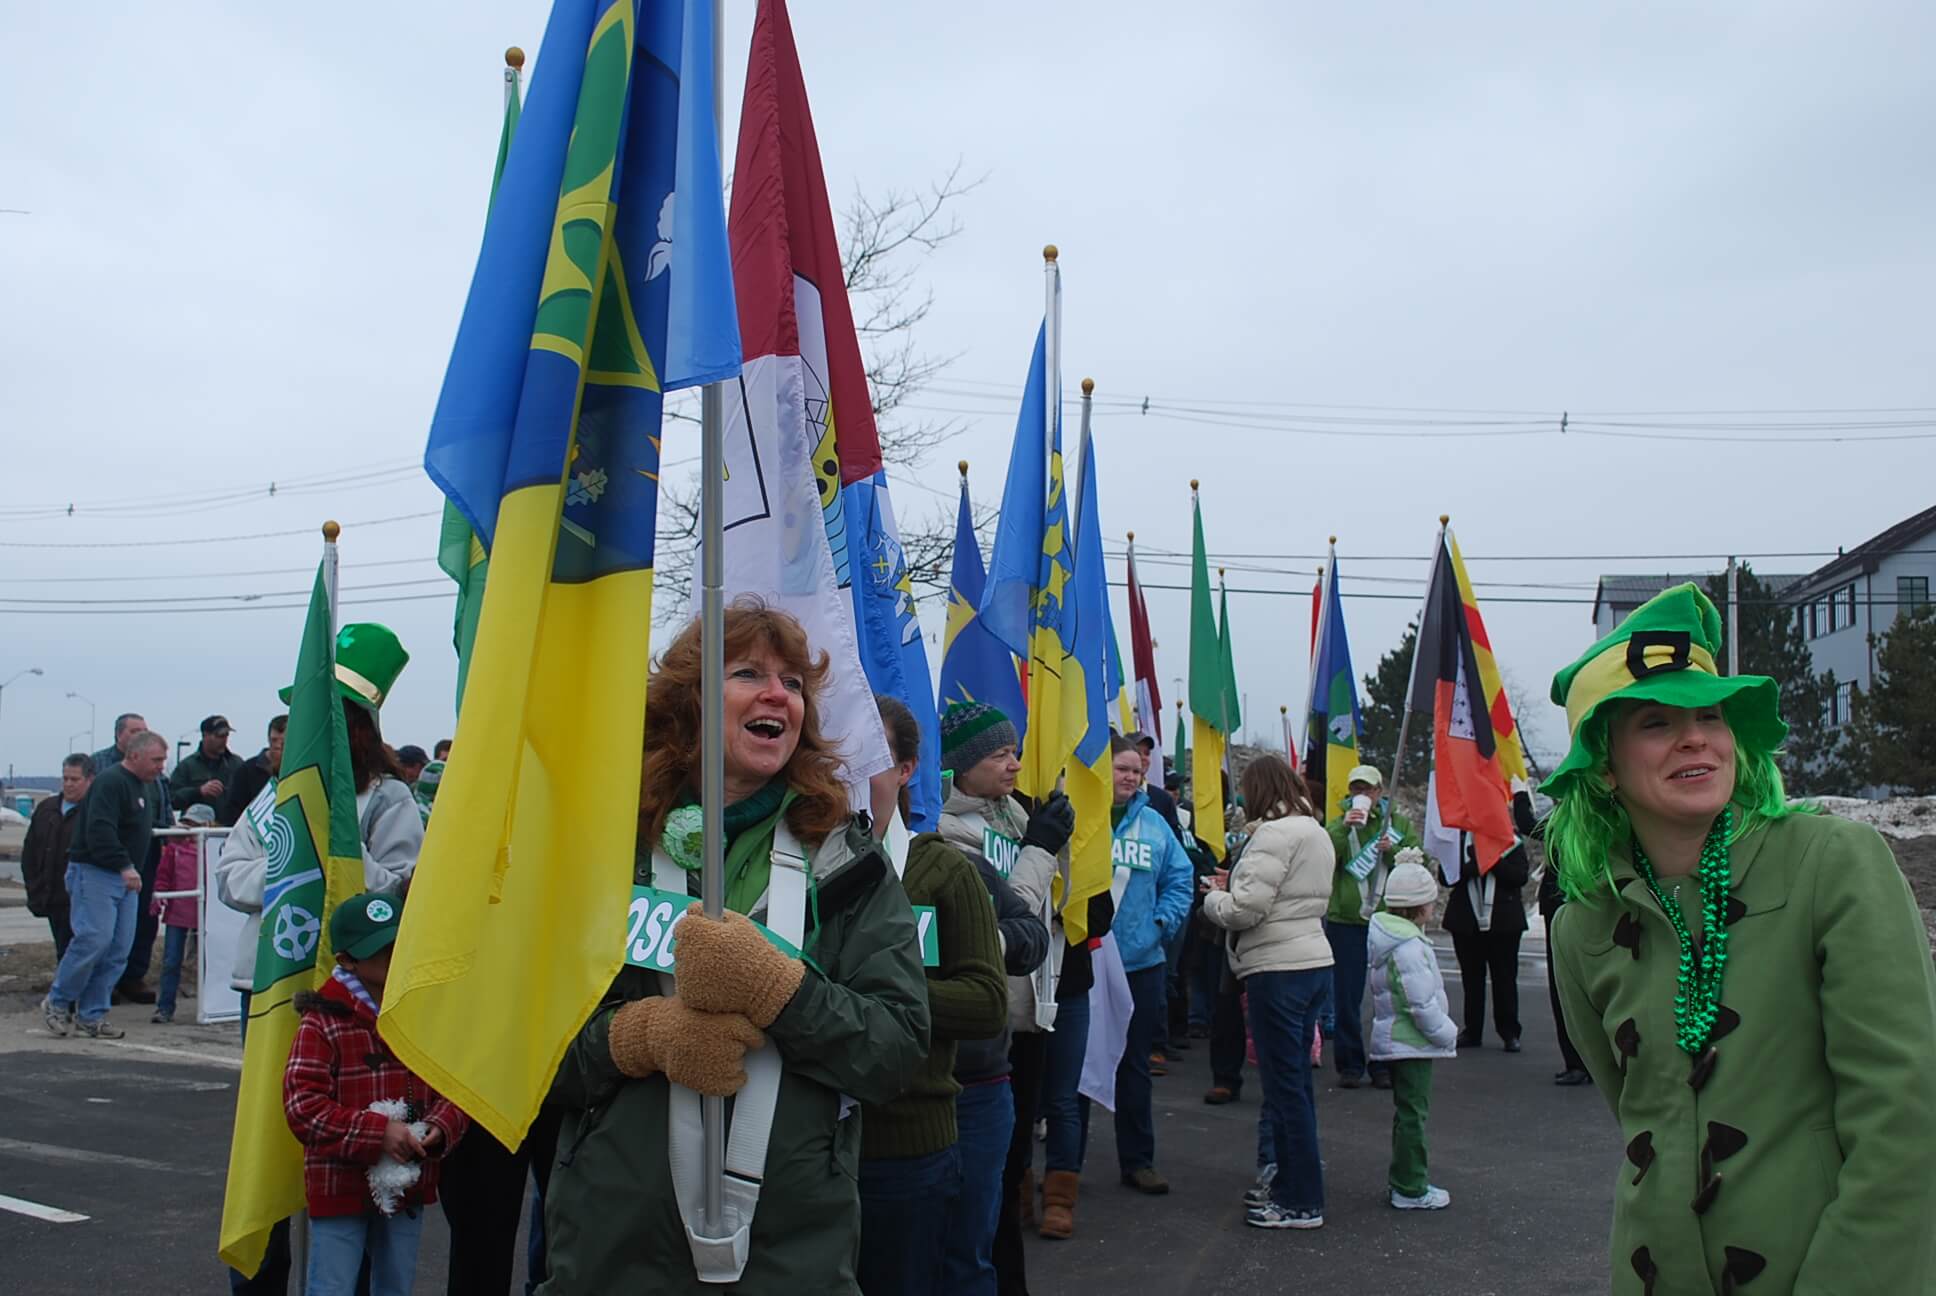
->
[542, 600, 931, 1294]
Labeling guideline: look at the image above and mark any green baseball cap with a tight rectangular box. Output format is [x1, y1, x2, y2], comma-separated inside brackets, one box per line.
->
[329, 891, 402, 960]
[280, 622, 409, 713]
[1544, 583, 1785, 802]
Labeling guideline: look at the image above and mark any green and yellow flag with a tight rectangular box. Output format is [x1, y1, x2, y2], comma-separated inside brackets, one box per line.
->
[219, 554, 363, 1275]
[1188, 489, 1240, 859]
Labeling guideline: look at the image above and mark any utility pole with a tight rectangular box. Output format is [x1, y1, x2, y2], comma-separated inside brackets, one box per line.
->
[1726, 557, 1740, 676]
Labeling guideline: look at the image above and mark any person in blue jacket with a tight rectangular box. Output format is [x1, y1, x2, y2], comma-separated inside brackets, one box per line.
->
[1092, 732, 1195, 1195]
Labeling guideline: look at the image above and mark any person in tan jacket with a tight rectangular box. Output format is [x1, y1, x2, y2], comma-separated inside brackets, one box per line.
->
[1202, 755, 1335, 1230]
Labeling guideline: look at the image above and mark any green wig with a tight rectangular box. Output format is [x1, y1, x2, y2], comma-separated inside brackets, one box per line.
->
[1546, 701, 1803, 902]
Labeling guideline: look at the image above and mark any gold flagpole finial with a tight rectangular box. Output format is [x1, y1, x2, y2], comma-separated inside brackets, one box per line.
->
[1081, 378, 1094, 396]
[322, 520, 341, 541]
[1218, 566, 1226, 579]
[505, 46, 526, 70]
[1127, 530, 1135, 542]
[1043, 244, 1059, 263]
[1190, 478, 1200, 492]
[1328, 535, 1338, 545]
[1440, 513, 1450, 526]
[958, 459, 969, 477]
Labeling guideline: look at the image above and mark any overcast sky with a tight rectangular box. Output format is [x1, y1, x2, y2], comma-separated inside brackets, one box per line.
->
[3, 1, 1933, 783]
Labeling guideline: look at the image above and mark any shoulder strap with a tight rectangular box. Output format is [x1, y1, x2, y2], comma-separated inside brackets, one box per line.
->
[658, 819, 812, 1284]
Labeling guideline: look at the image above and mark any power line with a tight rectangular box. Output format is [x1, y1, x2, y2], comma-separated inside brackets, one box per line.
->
[0, 510, 440, 549]
[0, 578, 447, 607]
[0, 556, 439, 585]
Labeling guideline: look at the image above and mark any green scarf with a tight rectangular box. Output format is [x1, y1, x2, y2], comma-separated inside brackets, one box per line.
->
[659, 781, 796, 915]
[1111, 803, 1129, 829]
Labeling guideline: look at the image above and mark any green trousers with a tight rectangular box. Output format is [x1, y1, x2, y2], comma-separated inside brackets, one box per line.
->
[1387, 1058, 1434, 1196]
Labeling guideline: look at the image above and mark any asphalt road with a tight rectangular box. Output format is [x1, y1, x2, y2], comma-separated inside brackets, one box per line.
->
[0, 936, 1619, 1295]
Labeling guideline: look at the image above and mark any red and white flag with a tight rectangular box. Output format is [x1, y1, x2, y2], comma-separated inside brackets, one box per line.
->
[1126, 538, 1164, 774]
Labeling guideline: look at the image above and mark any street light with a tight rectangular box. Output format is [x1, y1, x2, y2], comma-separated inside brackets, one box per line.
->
[66, 691, 96, 754]
[0, 667, 44, 792]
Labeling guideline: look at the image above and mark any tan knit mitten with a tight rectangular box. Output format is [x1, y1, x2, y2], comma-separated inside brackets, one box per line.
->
[674, 905, 807, 1028]
[607, 995, 766, 1096]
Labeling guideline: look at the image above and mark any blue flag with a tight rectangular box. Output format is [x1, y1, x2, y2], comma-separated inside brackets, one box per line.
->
[938, 473, 1026, 727]
[843, 470, 942, 830]
[1069, 423, 1120, 767]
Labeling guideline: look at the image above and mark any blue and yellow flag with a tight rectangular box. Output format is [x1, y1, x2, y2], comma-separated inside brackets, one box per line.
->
[219, 557, 363, 1274]
[979, 314, 1085, 805]
[938, 471, 1025, 725]
[1305, 544, 1362, 822]
[437, 58, 525, 712]
[383, 0, 739, 1146]
[1062, 415, 1122, 939]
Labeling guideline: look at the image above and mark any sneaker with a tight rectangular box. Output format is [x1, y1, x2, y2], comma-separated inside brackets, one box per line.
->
[1121, 1167, 1170, 1195]
[151, 1010, 174, 1025]
[1246, 1202, 1323, 1230]
[1391, 1185, 1452, 1210]
[40, 996, 72, 1037]
[1244, 1163, 1278, 1207]
[75, 1017, 126, 1040]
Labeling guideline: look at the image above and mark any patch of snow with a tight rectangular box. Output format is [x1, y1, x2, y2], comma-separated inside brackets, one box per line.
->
[1806, 796, 1936, 840]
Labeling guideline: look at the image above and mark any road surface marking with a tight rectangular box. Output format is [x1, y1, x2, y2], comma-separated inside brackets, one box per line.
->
[0, 1193, 90, 1224]
[0, 1136, 215, 1175]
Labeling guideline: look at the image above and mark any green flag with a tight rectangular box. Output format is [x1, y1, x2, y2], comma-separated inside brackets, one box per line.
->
[439, 63, 524, 710]
[220, 554, 364, 1273]
[1217, 577, 1241, 736]
[1187, 491, 1232, 857]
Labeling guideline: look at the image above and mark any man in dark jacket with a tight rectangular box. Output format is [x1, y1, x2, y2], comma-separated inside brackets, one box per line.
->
[1440, 783, 1537, 1051]
[218, 714, 285, 827]
[43, 730, 168, 1038]
[170, 714, 245, 812]
[91, 711, 170, 1003]
[22, 753, 95, 959]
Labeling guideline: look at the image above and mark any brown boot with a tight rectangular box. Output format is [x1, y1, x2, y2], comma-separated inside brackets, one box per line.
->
[1039, 1170, 1080, 1239]
[1018, 1167, 1036, 1230]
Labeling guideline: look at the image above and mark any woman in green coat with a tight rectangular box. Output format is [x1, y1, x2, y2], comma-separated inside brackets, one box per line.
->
[540, 603, 931, 1294]
[1547, 584, 1936, 1295]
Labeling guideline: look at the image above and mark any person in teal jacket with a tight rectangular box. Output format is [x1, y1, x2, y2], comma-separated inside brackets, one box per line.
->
[1089, 734, 1194, 1195]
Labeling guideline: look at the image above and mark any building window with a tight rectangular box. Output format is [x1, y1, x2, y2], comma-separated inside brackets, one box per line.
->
[1902, 576, 1930, 611]
[1826, 681, 1856, 728]
[1815, 597, 1830, 638]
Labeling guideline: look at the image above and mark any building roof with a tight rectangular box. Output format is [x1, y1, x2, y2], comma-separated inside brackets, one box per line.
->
[1785, 503, 1936, 599]
[1590, 571, 1803, 625]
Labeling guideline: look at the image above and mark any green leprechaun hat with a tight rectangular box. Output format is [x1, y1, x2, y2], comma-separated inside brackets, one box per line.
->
[1543, 583, 1786, 802]
[279, 622, 409, 713]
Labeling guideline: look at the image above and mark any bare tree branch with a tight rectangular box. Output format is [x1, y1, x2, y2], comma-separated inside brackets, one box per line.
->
[652, 161, 986, 621]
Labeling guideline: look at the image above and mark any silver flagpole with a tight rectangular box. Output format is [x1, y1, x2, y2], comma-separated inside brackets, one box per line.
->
[699, 0, 728, 1236]
[1043, 247, 1059, 480]
[1377, 516, 1450, 895]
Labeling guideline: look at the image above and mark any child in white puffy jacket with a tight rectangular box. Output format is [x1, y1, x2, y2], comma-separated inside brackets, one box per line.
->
[1366, 854, 1458, 1211]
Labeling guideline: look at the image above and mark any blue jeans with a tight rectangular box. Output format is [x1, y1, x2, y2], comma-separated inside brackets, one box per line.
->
[306, 1210, 424, 1296]
[1113, 963, 1166, 1174]
[1188, 936, 1221, 1029]
[157, 925, 191, 1017]
[943, 1079, 1014, 1296]
[1324, 920, 1384, 1079]
[858, 1143, 963, 1296]
[1039, 992, 1090, 1173]
[49, 862, 138, 1024]
[1246, 968, 1330, 1214]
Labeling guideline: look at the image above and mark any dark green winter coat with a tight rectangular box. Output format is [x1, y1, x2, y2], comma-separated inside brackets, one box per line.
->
[1324, 807, 1420, 925]
[540, 815, 931, 1295]
[1553, 812, 1936, 1295]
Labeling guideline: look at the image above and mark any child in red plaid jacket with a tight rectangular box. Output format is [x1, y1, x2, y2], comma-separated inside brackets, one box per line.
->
[284, 891, 467, 1296]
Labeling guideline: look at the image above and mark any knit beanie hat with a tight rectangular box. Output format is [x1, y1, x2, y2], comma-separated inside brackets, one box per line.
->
[1383, 852, 1439, 909]
[939, 701, 1019, 776]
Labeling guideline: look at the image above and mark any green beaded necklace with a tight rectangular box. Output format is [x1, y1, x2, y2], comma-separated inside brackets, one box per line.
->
[1631, 807, 1734, 1057]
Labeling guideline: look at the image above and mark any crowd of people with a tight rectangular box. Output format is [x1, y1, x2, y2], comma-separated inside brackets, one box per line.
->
[18, 579, 1936, 1294]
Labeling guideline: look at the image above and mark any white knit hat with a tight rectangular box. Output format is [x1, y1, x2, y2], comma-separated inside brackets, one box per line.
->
[1383, 859, 1439, 909]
